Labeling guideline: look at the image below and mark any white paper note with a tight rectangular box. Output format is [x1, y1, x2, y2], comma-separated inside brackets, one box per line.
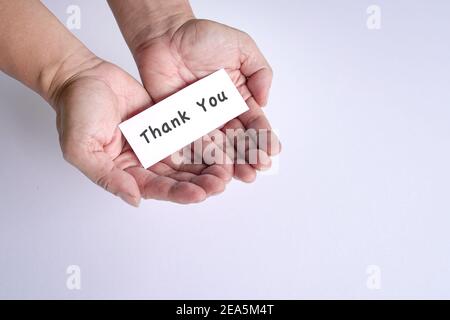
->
[119, 69, 249, 169]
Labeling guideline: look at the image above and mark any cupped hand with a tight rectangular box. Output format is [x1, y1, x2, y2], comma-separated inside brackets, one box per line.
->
[133, 19, 281, 182]
[52, 58, 232, 206]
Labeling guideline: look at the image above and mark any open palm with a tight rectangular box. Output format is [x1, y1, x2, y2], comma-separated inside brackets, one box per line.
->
[134, 19, 281, 182]
[54, 59, 231, 206]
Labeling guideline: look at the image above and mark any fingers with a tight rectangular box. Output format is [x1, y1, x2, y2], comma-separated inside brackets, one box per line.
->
[238, 97, 282, 156]
[125, 166, 207, 204]
[161, 134, 234, 197]
[123, 132, 236, 203]
[220, 96, 282, 181]
[163, 134, 234, 181]
[239, 33, 273, 107]
[62, 144, 141, 207]
[97, 165, 141, 207]
[196, 132, 234, 181]
[221, 118, 257, 182]
[148, 162, 226, 197]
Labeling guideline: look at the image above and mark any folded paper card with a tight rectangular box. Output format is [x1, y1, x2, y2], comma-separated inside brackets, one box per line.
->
[119, 69, 249, 169]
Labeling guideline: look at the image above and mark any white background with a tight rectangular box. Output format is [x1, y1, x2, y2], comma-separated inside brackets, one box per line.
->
[1, 0, 449, 299]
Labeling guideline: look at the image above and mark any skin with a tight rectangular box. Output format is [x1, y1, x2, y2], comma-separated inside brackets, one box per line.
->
[54, 59, 233, 206]
[1, 0, 281, 207]
[109, 0, 282, 182]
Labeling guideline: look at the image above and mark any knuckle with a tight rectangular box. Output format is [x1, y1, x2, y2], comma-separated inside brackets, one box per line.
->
[96, 174, 111, 193]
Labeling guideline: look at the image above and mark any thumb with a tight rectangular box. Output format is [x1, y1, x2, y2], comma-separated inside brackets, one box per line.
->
[239, 33, 273, 107]
[62, 145, 141, 207]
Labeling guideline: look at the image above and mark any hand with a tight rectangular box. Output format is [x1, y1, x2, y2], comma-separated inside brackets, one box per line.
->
[52, 56, 232, 206]
[133, 19, 281, 182]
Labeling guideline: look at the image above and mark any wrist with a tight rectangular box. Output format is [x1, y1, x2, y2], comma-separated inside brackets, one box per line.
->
[108, 0, 195, 54]
[43, 47, 101, 112]
[132, 12, 195, 53]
